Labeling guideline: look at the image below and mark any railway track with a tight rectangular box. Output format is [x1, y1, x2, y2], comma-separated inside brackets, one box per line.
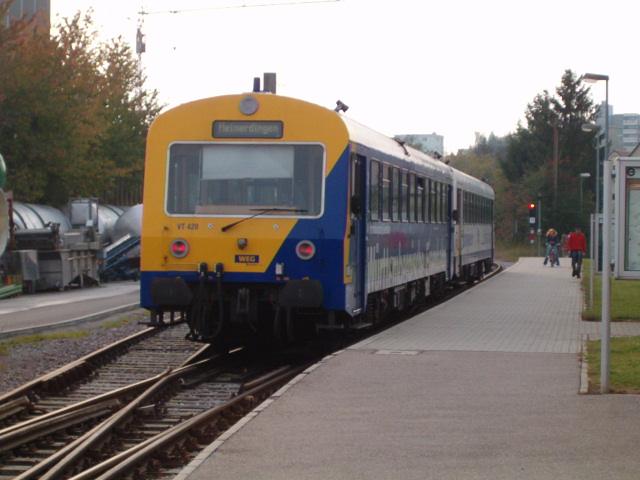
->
[0, 322, 209, 479]
[1, 345, 301, 480]
[0, 266, 501, 479]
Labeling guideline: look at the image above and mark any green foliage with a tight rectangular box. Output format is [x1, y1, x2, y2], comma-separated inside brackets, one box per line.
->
[500, 70, 597, 238]
[0, 9, 161, 204]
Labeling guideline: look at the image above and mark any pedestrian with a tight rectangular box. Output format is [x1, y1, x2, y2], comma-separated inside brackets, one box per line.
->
[568, 226, 587, 278]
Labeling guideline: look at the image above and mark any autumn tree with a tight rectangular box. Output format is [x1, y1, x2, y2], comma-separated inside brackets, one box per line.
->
[0, 8, 161, 205]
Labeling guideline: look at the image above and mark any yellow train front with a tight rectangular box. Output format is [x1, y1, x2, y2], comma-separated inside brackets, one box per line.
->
[140, 93, 353, 344]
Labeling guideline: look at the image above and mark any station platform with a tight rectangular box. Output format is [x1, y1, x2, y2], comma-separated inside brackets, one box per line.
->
[0, 281, 139, 338]
[180, 258, 640, 480]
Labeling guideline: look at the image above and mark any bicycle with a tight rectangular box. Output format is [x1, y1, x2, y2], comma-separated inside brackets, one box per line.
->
[548, 247, 557, 268]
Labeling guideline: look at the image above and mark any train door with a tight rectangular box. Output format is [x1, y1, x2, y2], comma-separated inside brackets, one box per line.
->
[348, 153, 366, 315]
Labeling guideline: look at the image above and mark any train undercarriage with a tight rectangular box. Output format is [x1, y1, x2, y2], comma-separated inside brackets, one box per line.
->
[148, 259, 492, 347]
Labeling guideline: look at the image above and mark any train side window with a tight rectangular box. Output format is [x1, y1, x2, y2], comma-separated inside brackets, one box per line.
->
[434, 182, 440, 223]
[416, 177, 425, 222]
[442, 184, 447, 222]
[486, 198, 490, 223]
[392, 167, 400, 221]
[409, 173, 416, 222]
[444, 184, 450, 222]
[370, 160, 380, 221]
[482, 197, 486, 223]
[428, 180, 434, 223]
[471, 193, 475, 223]
[439, 182, 445, 223]
[401, 171, 409, 222]
[382, 164, 390, 221]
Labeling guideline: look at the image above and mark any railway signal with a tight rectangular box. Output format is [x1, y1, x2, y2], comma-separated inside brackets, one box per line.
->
[527, 202, 537, 226]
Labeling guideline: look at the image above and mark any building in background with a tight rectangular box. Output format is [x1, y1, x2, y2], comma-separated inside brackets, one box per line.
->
[596, 102, 640, 154]
[1, 0, 50, 32]
[394, 133, 444, 158]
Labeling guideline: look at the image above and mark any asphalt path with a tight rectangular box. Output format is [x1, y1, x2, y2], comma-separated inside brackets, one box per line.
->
[0, 282, 140, 337]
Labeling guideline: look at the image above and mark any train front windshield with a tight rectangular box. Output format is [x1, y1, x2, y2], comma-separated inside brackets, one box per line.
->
[167, 143, 324, 216]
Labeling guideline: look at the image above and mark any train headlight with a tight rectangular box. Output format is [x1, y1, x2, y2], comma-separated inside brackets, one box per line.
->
[170, 239, 190, 258]
[295, 240, 316, 260]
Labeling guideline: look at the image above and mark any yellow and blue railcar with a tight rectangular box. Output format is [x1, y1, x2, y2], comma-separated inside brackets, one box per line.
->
[140, 90, 494, 343]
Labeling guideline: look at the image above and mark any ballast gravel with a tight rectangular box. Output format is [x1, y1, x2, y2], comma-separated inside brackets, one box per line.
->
[0, 310, 148, 395]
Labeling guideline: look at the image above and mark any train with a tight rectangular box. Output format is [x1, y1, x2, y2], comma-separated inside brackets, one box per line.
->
[140, 79, 494, 345]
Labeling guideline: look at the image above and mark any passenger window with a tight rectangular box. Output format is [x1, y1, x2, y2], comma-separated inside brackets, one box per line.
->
[434, 182, 441, 223]
[391, 168, 399, 221]
[409, 173, 416, 222]
[416, 177, 425, 222]
[401, 172, 409, 222]
[382, 164, 390, 221]
[370, 160, 380, 221]
[442, 185, 448, 222]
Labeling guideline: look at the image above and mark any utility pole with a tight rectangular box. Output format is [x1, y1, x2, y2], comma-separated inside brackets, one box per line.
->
[552, 119, 559, 213]
[537, 196, 542, 256]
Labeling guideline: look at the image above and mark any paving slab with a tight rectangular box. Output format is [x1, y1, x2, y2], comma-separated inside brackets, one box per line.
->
[182, 258, 640, 480]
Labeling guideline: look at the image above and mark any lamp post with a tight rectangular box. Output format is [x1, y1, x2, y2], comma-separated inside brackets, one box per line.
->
[579, 172, 591, 218]
[582, 72, 610, 394]
[582, 73, 609, 270]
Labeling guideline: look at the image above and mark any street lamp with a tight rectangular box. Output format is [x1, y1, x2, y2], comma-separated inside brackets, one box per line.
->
[582, 72, 610, 394]
[579, 172, 591, 216]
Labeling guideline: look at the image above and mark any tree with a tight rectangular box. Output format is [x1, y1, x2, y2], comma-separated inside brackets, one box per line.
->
[93, 36, 162, 203]
[0, 9, 161, 205]
[499, 70, 597, 236]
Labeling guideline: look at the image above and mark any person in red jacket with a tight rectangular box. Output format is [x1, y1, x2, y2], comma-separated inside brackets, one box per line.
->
[568, 226, 587, 278]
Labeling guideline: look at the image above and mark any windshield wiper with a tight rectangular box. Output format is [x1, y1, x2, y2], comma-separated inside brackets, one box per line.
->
[221, 208, 308, 232]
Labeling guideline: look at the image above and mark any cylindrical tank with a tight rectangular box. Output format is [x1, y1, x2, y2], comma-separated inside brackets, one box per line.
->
[113, 204, 142, 240]
[98, 204, 125, 243]
[0, 154, 8, 256]
[0, 153, 6, 189]
[12, 202, 71, 232]
[0, 191, 8, 257]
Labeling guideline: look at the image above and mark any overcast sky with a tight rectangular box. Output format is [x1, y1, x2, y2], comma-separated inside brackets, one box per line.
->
[52, 0, 639, 153]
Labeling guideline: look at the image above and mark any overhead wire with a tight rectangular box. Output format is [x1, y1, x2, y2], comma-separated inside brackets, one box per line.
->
[138, 0, 340, 16]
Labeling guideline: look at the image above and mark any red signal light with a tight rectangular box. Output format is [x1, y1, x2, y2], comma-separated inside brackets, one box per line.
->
[528, 203, 536, 210]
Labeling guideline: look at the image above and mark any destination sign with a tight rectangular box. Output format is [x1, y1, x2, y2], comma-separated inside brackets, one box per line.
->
[235, 254, 260, 264]
[213, 121, 283, 139]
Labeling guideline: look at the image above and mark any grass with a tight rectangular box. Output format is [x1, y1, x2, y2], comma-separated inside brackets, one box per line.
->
[0, 330, 89, 357]
[495, 241, 539, 262]
[587, 337, 640, 393]
[99, 315, 136, 330]
[581, 259, 640, 321]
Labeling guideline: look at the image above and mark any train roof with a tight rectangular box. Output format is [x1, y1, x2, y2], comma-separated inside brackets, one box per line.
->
[452, 168, 495, 199]
[340, 116, 452, 181]
[340, 115, 493, 198]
